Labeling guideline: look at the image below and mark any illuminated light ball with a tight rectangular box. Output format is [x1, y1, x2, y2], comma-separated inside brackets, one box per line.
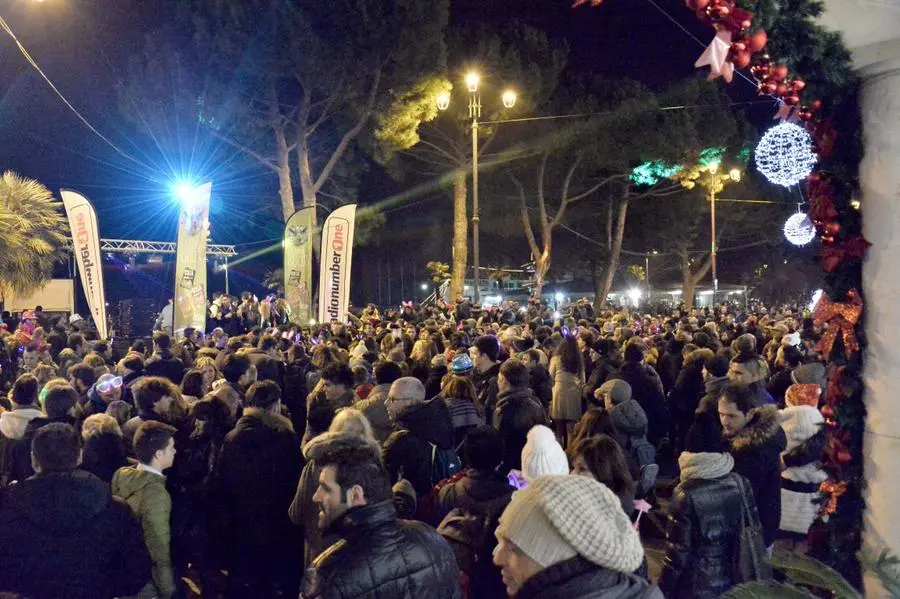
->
[783, 212, 816, 246]
[754, 122, 818, 187]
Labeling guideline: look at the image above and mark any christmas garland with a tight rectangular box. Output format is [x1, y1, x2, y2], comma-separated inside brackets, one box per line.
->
[573, 0, 866, 584]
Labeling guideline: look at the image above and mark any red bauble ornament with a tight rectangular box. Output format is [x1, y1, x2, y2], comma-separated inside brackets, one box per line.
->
[733, 50, 751, 69]
[837, 449, 852, 464]
[826, 221, 841, 236]
[740, 18, 752, 30]
[772, 64, 789, 81]
[811, 99, 823, 111]
[785, 94, 800, 105]
[749, 30, 767, 51]
[775, 83, 788, 96]
[792, 78, 806, 91]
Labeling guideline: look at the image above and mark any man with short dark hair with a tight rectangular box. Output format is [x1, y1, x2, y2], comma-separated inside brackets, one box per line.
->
[493, 359, 547, 472]
[471, 336, 501, 421]
[145, 333, 185, 385]
[303, 435, 460, 598]
[69, 362, 97, 406]
[320, 363, 357, 410]
[213, 380, 303, 597]
[57, 332, 89, 378]
[0, 374, 44, 480]
[113, 421, 178, 599]
[354, 360, 402, 443]
[0, 423, 150, 598]
[239, 333, 284, 388]
[214, 353, 257, 419]
[122, 377, 178, 447]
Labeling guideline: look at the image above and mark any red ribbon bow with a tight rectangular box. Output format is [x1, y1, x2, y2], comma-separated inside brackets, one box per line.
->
[819, 479, 848, 515]
[813, 290, 862, 357]
[822, 235, 871, 272]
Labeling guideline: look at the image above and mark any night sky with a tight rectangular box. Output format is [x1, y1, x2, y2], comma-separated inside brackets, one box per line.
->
[0, 0, 786, 306]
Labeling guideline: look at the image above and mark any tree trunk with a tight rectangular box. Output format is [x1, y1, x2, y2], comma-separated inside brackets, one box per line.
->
[274, 123, 295, 222]
[592, 259, 604, 311]
[450, 170, 468, 301]
[681, 263, 697, 309]
[533, 252, 549, 300]
[599, 196, 629, 302]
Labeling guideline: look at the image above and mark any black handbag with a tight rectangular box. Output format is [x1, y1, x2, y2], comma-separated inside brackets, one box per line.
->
[733, 474, 773, 583]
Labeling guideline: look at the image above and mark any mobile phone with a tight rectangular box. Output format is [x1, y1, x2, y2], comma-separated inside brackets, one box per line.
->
[507, 470, 528, 490]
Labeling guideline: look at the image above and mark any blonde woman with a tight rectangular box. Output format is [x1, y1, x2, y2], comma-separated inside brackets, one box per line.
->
[288, 408, 380, 566]
[81, 413, 128, 483]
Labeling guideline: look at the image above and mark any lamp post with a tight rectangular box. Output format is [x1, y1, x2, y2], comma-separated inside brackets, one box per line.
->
[707, 162, 741, 306]
[436, 73, 517, 304]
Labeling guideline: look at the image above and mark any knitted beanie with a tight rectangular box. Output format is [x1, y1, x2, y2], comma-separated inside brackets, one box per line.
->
[520, 425, 569, 482]
[496, 475, 645, 573]
[598, 379, 632, 406]
[785, 383, 821, 407]
[609, 399, 648, 436]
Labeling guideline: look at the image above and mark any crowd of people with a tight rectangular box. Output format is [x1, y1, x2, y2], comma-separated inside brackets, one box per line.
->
[0, 293, 829, 598]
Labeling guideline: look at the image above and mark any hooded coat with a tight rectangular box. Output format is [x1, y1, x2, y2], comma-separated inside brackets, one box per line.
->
[382, 398, 455, 497]
[778, 405, 826, 536]
[212, 407, 304, 593]
[0, 406, 44, 485]
[513, 556, 663, 599]
[111, 465, 175, 599]
[612, 363, 669, 447]
[726, 405, 787, 546]
[0, 470, 150, 599]
[695, 375, 730, 418]
[301, 500, 461, 599]
[659, 452, 749, 599]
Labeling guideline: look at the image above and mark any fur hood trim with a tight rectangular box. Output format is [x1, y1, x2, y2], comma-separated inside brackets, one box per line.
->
[684, 348, 714, 368]
[243, 407, 294, 433]
[730, 404, 782, 452]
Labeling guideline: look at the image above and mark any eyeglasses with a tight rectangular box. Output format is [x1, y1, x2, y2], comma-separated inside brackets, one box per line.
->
[96, 377, 123, 394]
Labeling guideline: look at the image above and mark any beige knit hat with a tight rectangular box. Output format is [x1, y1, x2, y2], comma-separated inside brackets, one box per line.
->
[495, 475, 645, 573]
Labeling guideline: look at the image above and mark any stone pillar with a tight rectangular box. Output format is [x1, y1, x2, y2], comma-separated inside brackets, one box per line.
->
[820, 3, 900, 595]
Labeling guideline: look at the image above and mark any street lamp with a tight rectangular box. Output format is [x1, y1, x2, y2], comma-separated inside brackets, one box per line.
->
[707, 162, 741, 305]
[436, 71, 518, 304]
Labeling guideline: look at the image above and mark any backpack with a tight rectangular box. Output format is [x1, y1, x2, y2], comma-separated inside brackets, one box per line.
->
[430, 442, 462, 485]
[437, 494, 509, 599]
[629, 436, 658, 498]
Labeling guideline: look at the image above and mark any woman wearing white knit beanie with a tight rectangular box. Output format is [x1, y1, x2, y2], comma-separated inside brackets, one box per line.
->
[493, 475, 662, 599]
[520, 425, 570, 483]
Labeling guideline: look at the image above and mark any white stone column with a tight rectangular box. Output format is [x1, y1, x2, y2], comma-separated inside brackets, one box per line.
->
[821, 3, 900, 595]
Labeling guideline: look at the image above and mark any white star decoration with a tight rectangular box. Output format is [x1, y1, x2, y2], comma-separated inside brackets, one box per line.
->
[695, 30, 734, 82]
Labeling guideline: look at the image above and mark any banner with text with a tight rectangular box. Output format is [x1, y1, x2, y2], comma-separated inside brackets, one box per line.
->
[284, 207, 315, 324]
[174, 182, 212, 332]
[60, 189, 108, 339]
[318, 204, 357, 324]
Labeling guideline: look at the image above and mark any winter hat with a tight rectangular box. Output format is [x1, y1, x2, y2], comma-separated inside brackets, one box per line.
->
[495, 475, 645, 573]
[520, 425, 569, 482]
[785, 383, 821, 408]
[779, 404, 824, 444]
[389, 377, 426, 403]
[684, 413, 725, 453]
[791, 362, 826, 390]
[598, 379, 632, 406]
[609, 399, 648, 436]
[450, 353, 474, 374]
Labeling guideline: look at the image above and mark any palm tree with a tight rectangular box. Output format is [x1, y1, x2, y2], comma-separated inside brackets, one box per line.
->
[0, 171, 68, 303]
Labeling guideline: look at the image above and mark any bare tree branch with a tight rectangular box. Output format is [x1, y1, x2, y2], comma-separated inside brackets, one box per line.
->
[209, 129, 279, 172]
[512, 175, 541, 260]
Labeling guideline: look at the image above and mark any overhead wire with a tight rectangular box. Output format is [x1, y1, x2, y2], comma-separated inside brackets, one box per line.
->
[0, 12, 152, 170]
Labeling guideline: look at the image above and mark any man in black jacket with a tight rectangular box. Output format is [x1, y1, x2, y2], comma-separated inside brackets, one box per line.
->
[493, 359, 547, 473]
[144, 333, 185, 385]
[0, 423, 150, 598]
[471, 335, 501, 422]
[303, 435, 460, 599]
[213, 380, 303, 597]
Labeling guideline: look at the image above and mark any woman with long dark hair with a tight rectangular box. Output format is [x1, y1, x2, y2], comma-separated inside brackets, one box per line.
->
[571, 434, 636, 514]
[549, 335, 584, 448]
[567, 407, 621, 457]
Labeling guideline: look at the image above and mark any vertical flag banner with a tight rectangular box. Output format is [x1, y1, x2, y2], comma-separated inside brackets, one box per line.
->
[318, 204, 357, 324]
[174, 182, 212, 332]
[60, 189, 108, 339]
[284, 207, 315, 324]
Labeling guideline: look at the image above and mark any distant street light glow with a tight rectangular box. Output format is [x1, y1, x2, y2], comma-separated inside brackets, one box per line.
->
[502, 90, 517, 109]
[436, 92, 450, 111]
[420, 283, 428, 291]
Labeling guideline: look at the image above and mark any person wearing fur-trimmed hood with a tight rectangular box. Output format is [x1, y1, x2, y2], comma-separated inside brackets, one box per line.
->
[718, 382, 787, 548]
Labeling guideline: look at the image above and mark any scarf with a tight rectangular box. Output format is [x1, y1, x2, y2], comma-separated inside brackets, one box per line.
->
[678, 451, 734, 481]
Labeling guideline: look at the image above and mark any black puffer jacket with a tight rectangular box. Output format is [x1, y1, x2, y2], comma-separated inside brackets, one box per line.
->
[492, 387, 547, 472]
[514, 556, 663, 599]
[435, 468, 512, 524]
[383, 399, 455, 497]
[727, 405, 787, 546]
[659, 454, 750, 599]
[302, 500, 461, 599]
